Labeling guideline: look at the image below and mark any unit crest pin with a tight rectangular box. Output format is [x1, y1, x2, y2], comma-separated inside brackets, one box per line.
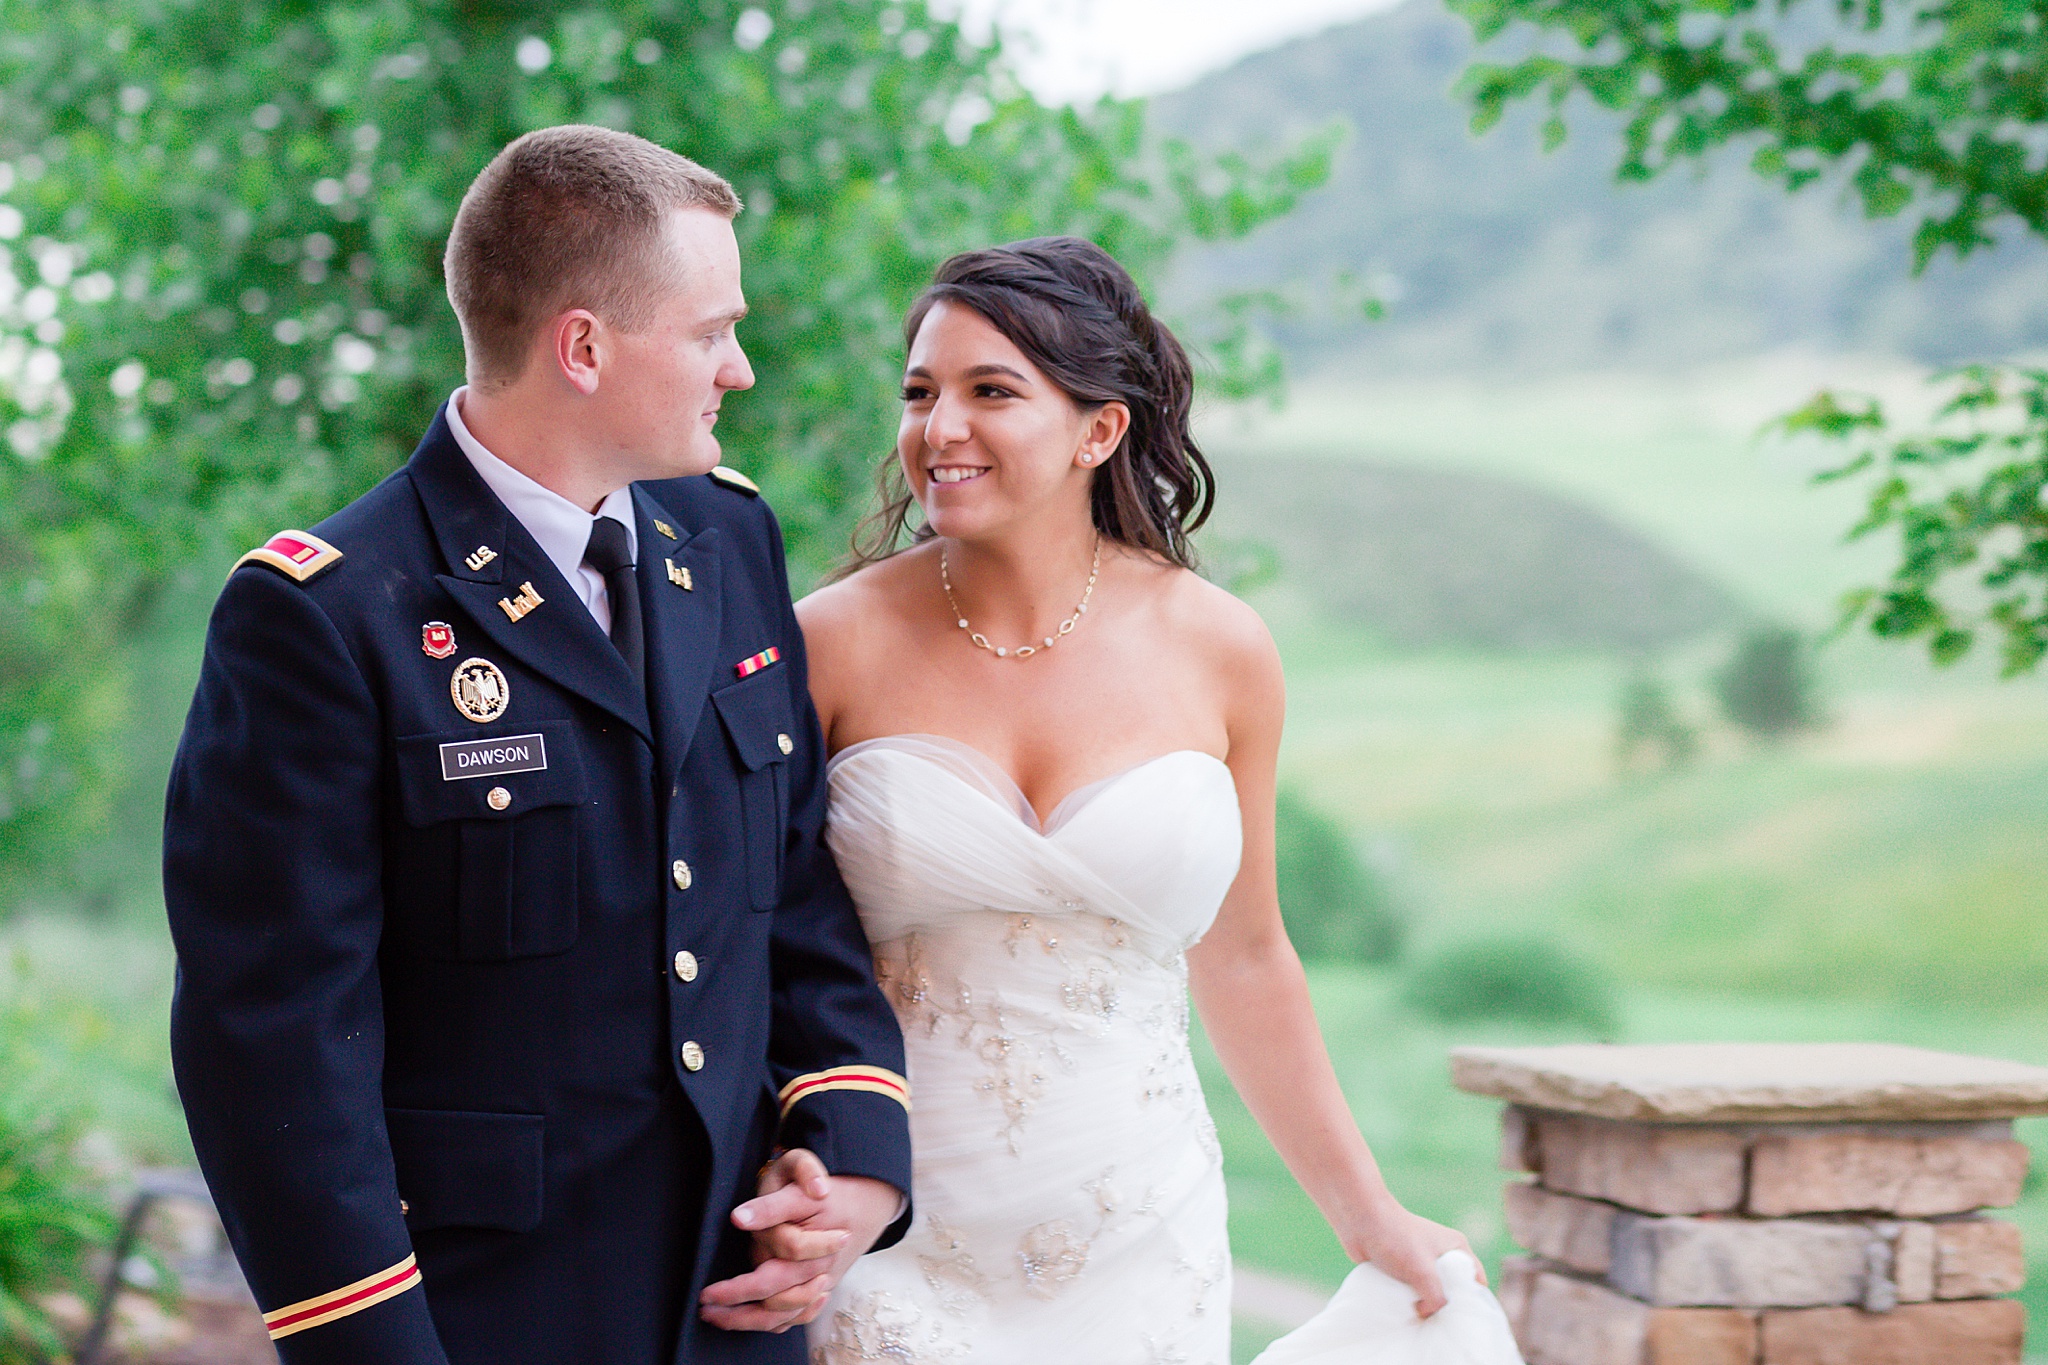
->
[421, 621, 457, 660]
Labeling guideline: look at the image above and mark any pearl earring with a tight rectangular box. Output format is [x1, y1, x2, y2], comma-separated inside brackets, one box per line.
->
[1080, 453, 1094, 465]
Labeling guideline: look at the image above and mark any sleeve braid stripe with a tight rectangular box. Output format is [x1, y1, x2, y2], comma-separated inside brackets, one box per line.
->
[777, 1065, 911, 1118]
[263, 1255, 422, 1339]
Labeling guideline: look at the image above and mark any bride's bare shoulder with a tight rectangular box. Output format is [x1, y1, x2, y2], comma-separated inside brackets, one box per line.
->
[1135, 558, 1283, 701]
[796, 544, 934, 655]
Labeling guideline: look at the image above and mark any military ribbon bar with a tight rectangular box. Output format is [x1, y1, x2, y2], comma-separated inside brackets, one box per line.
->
[734, 646, 781, 679]
[777, 1065, 911, 1118]
[262, 1254, 422, 1340]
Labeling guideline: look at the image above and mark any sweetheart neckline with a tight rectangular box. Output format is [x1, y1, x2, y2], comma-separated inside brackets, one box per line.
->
[827, 733, 1231, 835]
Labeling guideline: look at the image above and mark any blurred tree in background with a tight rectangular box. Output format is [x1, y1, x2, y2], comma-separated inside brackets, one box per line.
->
[1614, 670, 1697, 774]
[0, 0, 1333, 897]
[1274, 786, 1402, 964]
[1448, 0, 2048, 676]
[1715, 626, 1822, 739]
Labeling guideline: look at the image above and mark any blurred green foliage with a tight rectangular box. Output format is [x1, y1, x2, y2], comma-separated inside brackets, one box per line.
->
[1446, 0, 2048, 676]
[1792, 367, 2048, 677]
[0, 0, 1333, 896]
[1274, 786, 1400, 964]
[1398, 932, 1619, 1032]
[1715, 626, 1822, 739]
[0, 955, 115, 1364]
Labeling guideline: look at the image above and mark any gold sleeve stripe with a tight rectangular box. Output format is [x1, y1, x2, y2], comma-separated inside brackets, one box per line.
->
[263, 1255, 421, 1339]
[778, 1065, 911, 1118]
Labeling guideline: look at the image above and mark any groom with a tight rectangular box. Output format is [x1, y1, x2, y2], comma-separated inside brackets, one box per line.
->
[164, 126, 909, 1364]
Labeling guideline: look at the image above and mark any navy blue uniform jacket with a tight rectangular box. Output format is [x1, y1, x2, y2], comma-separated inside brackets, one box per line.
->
[164, 408, 912, 1365]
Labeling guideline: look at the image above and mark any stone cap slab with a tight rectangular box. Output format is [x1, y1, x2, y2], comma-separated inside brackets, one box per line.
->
[1450, 1043, 2048, 1123]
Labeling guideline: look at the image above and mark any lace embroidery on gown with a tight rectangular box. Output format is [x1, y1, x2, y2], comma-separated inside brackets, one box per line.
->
[809, 736, 1243, 1365]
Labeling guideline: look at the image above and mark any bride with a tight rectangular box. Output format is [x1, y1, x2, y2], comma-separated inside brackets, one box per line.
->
[738, 237, 1481, 1362]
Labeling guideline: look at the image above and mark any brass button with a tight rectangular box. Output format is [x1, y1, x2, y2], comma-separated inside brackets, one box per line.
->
[671, 859, 692, 891]
[680, 1041, 705, 1072]
[486, 786, 511, 811]
[673, 950, 699, 983]
[399, 1199, 411, 1215]
[777, 733, 793, 755]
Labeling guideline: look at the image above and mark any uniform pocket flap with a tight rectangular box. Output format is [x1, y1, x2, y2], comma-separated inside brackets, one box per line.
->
[386, 1108, 544, 1234]
[711, 671, 796, 772]
[393, 721, 586, 826]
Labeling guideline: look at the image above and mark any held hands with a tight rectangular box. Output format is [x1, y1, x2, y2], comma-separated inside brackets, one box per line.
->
[698, 1149, 901, 1334]
[1346, 1198, 1482, 1319]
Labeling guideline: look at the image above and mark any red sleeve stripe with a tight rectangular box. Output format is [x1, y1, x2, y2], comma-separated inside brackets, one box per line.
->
[263, 1255, 421, 1339]
[778, 1065, 911, 1117]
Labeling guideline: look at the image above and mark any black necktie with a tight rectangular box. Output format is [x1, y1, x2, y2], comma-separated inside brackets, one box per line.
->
[582, 516, 643, 685]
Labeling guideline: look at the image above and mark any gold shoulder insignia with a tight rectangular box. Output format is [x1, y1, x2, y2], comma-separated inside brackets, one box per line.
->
[707, 466, 760, 496]
[232, 530, 344, 583]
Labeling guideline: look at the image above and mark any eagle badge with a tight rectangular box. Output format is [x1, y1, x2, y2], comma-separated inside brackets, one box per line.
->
[450, 658, 511, 723]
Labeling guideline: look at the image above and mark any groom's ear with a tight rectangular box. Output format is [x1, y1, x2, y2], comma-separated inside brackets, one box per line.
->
[549, 308, 606, 396]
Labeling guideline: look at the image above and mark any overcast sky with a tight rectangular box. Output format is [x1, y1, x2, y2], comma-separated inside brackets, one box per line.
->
[948, 0, 1408, 103]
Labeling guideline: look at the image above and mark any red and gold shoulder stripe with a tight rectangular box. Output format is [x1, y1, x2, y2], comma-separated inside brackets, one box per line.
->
[262, 1254, 421, 1340]
[233, 529, 343, 584]
[778, 1065, 911, 1118]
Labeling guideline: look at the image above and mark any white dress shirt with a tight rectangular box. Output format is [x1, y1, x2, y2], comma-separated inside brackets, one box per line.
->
[446, 387, 637, 635]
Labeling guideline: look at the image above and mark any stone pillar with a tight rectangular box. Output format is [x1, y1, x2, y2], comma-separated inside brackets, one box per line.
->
[1450, 1043, 2048, 1365]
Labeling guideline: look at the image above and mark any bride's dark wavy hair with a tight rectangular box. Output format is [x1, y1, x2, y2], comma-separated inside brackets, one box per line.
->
[841, 236, 1215, 574]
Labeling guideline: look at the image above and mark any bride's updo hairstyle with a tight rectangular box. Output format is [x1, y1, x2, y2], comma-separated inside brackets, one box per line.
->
[847, 235, 1215, 571]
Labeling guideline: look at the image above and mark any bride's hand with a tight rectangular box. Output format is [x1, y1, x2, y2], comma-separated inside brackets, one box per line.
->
[1347, 1200, 1480, 1318]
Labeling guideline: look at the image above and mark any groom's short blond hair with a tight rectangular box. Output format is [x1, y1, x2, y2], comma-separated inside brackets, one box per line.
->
[445, 125, 742, 385]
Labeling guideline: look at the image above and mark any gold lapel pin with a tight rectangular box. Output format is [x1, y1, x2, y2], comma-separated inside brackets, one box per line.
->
[654, 520, 678, 540]
[498, 581, 544, 622]
[666, 559, 692, 591]
[465, 545, 498, 572]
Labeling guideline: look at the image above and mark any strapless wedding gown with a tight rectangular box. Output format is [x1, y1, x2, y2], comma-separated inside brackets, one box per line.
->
[809, 735, 1526, 1365]
[811, 735, 1243, 1364]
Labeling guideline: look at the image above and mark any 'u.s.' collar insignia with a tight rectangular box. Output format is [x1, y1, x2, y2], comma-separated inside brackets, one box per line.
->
[422, 622, 457, 659]
[666, 558, 692, 591]
[735, 646, 780, 679]
[464, 545, 498, 572]
[233, 530, 343, 583]
[653, 520, 678, 540]
[708, 466, 760, 496]
[497, 581, 543, 623]
[450, 658, 510, 723]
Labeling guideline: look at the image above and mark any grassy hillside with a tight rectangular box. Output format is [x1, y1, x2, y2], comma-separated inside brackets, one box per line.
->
[1155, 0, 2048, 377]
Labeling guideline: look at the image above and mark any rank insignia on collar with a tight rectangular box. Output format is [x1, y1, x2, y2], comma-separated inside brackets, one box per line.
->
[653, 520, 678, 540]
[666, 558, 692, 591]
[233, 529, 343, 583]
[497, 581, 543, 623]
[735, 646, 781, 679]
[708, 466, 760, 496]
[464, 545, 498, 572]
[421, 622, 457, 659]
[450, 658, 511, 723]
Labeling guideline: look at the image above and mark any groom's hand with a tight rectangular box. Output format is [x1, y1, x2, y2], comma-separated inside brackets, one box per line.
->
[697, 1149, 902, 1333]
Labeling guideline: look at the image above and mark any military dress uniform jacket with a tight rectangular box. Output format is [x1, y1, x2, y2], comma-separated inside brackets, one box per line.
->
[164, 407, 912, 1365]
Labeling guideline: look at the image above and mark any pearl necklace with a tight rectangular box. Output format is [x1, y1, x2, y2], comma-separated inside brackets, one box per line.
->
[940, 537, 1100, 660]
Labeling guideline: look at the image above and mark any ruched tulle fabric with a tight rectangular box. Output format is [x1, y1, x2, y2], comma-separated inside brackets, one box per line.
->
[809, 736, 1243, 1364]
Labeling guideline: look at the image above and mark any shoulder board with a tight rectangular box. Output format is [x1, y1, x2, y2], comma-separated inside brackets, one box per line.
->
[232, 530, 344, 583]
[708, 466, 760, 496]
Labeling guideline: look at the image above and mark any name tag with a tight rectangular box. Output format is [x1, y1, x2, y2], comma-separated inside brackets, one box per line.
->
[439, 733, 548, 781]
